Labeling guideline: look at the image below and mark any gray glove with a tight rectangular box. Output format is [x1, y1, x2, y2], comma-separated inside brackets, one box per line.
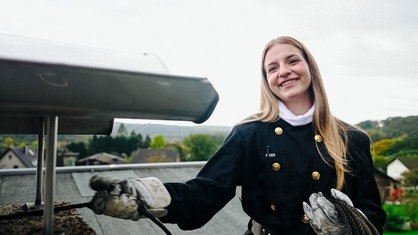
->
[89, 175, 171, 220]
[302, 189, 354, 235]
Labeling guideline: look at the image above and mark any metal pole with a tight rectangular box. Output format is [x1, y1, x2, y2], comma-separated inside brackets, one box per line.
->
[43, 116, 58, 235]
[35, 117, 45, 207]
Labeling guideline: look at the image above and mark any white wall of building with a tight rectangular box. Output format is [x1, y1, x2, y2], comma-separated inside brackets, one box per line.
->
[387, 159, 409, 180]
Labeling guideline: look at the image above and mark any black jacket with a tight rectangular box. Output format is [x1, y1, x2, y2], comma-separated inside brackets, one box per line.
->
[161, 119, 386, 234]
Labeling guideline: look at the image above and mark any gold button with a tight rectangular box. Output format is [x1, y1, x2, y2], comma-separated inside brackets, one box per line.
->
[270, 204, 277, 211]
[302, 214, 309, 223]
[274, 127, 283, 135]
[314, 135, 323, 142]
[311, 171, 320, 180]
[272, 162, 281, 171]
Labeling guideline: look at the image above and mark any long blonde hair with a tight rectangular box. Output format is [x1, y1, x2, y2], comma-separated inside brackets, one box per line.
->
[240, 36, 349, 190]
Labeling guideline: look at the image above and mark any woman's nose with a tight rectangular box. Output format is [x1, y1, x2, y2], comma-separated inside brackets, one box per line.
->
[279, 66, 291, 77]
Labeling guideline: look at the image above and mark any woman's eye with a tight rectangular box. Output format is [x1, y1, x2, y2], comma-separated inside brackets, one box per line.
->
[268, 67, 277, 73]
[289, 59, 299, 64]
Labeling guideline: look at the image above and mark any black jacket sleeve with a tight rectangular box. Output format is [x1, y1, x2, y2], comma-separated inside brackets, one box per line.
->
[345, 130, 387, 234]
[160, 127, 244, 230]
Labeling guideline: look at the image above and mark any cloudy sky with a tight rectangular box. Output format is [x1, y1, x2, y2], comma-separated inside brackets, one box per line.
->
[1, 0, 417, 127]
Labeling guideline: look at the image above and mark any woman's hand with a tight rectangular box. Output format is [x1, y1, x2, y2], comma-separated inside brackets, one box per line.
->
[89, 175, 171, 220]
[302, 189, 353, 235]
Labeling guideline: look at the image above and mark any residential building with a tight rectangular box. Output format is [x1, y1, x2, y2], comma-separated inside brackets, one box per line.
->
[77, 152, 127, 165]
[0, 146, 37, 169]
[387, 157, 418, 180]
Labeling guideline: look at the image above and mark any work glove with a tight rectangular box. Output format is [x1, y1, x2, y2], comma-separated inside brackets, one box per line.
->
[302, 189, 355, 235]
[89, 175, 171, 220]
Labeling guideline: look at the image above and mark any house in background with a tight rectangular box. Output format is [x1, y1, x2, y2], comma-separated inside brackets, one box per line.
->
[374, 167, 400, 203]
[77, 152, 127, 165]
[0, 146, 37, 169]
[57, 149, 79, 167]
[386, 157, 418, 181]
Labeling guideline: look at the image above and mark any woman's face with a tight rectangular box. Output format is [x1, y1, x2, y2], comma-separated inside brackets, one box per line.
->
[264, 43, 312, 108]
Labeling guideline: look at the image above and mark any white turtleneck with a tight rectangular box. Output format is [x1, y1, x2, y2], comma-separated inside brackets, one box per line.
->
[278, 101, 315, 126]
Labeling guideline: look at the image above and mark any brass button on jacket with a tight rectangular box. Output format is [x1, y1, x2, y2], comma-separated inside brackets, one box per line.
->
[302, 214, 310, 223]
[272, 162, 281, 171]
[274, 127, 283, 135]
[314, 135, 323, 143]
[311, 171, 320, 180]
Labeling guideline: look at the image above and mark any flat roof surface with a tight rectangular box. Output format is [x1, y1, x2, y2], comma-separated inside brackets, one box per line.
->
[0, 162, 248, 234]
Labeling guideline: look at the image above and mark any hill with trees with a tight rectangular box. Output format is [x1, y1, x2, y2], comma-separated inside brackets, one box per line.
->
[356, 116, 418, 169]
[110, 122, 232, 141]
[357, 116, 418, 141]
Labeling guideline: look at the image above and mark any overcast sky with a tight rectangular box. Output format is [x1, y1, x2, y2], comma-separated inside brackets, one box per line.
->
[1, 0, 417, 127]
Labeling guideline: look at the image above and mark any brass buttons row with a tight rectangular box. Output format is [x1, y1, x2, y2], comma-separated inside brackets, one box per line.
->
[271, 126, 322, 225]
[270, 206, 312, 224]
[271, 162, 320, 181]
[274, 126, 323, 143]
[270, 204, 311, 228]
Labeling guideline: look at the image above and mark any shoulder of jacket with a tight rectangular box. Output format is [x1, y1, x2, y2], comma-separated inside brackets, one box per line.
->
[337, 119, 370, 143]
[234, 120, 273, 131]
[230, 121, 273, 138]
[347, 127, 370, 144]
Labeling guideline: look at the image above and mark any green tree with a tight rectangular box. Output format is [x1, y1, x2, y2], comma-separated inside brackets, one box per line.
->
[373, 138, 397, 156]
[67, 142, 88, 159]
[4, 137, 14, 147]
[142, 135, 151, 148]
[166, 142, 187, 161]
[357, 120, 380, 130]
[88, 134, 141, 156]
[128, 131, 141, 150]
[368, 130, 386, 142]
[150, 135, 166, 149]
[381, 116, 418, 138]
[88, 135, 113, 154]
[30, 140, 38, 149]
[403, 168, 418, 187]
[372, 155, 392, 170]
[401, 169, 418, 227]
[114, 136, 130, 155]
[183, 134, 217, 161]
[389, 137, 418, 155]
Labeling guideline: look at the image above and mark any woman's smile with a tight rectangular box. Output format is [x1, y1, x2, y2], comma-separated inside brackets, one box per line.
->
[279, 78, 300, 87]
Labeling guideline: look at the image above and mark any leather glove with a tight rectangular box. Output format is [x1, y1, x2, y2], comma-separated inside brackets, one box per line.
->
[302, 189, 353, 235]
[89, 175, 171, 220]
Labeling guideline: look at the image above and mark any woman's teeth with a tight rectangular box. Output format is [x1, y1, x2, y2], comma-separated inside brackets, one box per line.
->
[280, 79, 297, 87]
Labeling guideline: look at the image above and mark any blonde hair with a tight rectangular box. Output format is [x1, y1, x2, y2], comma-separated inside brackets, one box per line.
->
[240, 36, 349, 190]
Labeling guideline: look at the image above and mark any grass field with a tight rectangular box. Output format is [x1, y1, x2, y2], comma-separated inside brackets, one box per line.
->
[384, 232, 418, 235]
